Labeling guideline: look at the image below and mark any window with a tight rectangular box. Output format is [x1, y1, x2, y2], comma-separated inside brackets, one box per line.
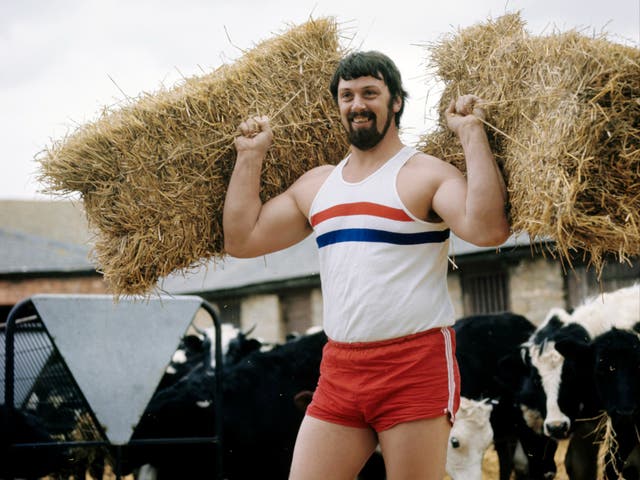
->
[460, 263, 510, 315]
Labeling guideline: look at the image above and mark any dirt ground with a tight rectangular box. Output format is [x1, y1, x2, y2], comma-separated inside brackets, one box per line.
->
[480, 439, 570, 479]
[49, 438, 573, 479]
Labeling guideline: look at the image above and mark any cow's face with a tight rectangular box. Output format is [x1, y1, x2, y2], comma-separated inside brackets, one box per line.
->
[519, 344, 564, 436]
[592, 329, 640, 419]
[446, 397, 494, 480]
[520, 316, 595, 439]
[526, 338, 597, 438]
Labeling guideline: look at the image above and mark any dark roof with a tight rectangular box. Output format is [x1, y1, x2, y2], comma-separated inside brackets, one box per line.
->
[0, 227, 95, 275]
[0, 200, 95, 275]
[0, 199, 91, 245]
[0, 200, 537, 290]
[160, 233, 535, 295]
[160, 236, 321, 295]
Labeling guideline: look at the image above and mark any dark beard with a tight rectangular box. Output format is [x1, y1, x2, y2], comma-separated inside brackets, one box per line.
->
[347, 103, 394, 151]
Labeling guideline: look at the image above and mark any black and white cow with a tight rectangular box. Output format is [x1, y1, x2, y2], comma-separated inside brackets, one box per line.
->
[124, 329, 328, 479]
[128, 328, 388, 480]
[223, 324, 269, 365]
[510, 284, 640, 479]
[159, 323, 265, 390]
[1, 322, 271, 479]
[453, 312, 558, 480]
[556, 323, 640, 479]
[157, 329, 214, 390]
[0, 404, 70, 479]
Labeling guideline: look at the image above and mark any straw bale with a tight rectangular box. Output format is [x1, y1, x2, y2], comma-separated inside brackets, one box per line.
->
[419, 13, 640, 274]
[37, 17, 349, 295]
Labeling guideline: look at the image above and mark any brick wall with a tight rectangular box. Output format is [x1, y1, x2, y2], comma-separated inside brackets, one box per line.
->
[0, 276, 108, 305]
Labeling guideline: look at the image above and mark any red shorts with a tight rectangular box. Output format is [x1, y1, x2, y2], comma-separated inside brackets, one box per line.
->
[306, 327, 460, 432]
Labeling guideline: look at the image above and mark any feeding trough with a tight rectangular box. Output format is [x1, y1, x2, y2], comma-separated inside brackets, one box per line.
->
[2, 294, 224, 479]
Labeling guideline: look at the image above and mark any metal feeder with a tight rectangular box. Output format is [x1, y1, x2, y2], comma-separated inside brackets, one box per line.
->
[2, 294, 223, 479]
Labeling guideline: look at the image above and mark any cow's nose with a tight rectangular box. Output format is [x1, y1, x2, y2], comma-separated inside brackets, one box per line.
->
[545, 421, 570, 439]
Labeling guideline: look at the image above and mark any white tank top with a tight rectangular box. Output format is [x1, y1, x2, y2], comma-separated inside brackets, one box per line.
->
[309, 145, 455, 342]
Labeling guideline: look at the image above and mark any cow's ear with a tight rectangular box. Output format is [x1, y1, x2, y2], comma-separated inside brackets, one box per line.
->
[293, 390, 314, 412]
[494, 351, 528, 393]
[555, 338, 592, 363]
[632, 322, 640, 335]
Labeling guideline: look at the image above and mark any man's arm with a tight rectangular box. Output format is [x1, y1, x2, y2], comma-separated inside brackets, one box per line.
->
[223, 116, 312, 258]
[432, 95, 510, 247]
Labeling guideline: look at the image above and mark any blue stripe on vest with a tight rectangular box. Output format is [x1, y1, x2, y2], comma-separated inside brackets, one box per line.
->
[316, 228, 450, 248]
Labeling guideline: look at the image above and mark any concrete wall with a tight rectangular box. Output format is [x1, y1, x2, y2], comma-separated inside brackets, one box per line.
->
[240, 294, 283, 344]
[310, 288, 323, 329]
[447, 271, 464, 319]
[509, 256, 566, 325]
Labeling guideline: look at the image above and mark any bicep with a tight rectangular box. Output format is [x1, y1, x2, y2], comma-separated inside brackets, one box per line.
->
[224, 165, 329, 258]
[431, 175, 471, 239]
[250, 192, 312, 254]
[432, 173, 510, 246]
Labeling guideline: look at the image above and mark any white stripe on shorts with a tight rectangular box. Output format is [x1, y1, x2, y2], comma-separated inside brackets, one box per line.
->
[441, 326, 456, 422]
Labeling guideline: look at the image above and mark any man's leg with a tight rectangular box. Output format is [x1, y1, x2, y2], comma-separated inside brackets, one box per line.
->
[378, 416, 451, 480]
[289, 415, 378, 480]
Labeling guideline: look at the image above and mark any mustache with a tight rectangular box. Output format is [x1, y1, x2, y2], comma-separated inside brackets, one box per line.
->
[347, 110, 375, 122]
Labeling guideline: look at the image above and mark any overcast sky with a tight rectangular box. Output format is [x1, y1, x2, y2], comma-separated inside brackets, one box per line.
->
[1, 0, 638, 200]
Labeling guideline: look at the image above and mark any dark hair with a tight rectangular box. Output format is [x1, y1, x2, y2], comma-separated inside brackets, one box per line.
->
[329, 51, 408, 127]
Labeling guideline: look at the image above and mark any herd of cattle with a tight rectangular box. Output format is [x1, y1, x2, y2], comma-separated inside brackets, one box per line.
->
[1, 283, 638, 479]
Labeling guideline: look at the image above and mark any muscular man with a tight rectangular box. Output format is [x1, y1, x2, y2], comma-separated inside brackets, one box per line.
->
[223, 50, 509, 480]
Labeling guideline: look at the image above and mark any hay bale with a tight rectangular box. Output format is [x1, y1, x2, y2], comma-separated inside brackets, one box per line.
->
[419, 13, 640, 273]
[37, 17, 349, 295]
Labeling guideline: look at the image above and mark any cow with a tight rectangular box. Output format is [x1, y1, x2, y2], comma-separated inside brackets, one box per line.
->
[446, 396, 494, 480]
[123, 329, 328, 479]
[0, 404, 70, 479]
[507, 283, 640, 479]
[1, 322, 269, 480]
[453, 312, 558, 480]
[127, 328, 390, 480]
[158, 323, 267, 391]
[555, 324, 640, 479]
[222, 324, 270, 365]
[157, 329, 214, 390]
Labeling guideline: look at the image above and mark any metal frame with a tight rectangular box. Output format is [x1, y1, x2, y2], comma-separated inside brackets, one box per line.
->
[3, 295, 224, 480]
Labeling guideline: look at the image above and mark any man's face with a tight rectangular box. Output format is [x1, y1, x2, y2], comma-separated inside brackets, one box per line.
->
[336, 75, 400, 151]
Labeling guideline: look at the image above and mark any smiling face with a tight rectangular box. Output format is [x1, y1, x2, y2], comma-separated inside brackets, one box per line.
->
[336, 75, 401, 151]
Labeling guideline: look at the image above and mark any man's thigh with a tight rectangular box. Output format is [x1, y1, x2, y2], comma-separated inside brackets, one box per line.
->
[289, 415, 378, 480]
[378, 415, 451, 480]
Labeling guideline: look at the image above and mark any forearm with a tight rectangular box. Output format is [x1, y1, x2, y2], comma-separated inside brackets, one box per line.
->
[222, 151, 265, 253]
[459, 125, 510, 243]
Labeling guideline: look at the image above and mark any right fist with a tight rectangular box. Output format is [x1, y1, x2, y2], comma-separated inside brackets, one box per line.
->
[235, 115, 273, 153]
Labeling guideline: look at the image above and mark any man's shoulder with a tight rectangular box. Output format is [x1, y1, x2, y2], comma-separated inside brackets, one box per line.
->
[300, 164, 335, 183]
[290, 164, 334, 200]
[288, 165, 335, 216]
[403, 150, 458, 175]
[406, 149, 445, 166]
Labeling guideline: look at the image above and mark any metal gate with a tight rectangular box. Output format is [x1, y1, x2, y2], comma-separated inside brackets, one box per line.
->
[2, 294, 224, 479]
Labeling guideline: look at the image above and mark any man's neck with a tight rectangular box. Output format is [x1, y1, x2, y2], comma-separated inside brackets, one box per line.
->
[345, 131, 404, 176]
